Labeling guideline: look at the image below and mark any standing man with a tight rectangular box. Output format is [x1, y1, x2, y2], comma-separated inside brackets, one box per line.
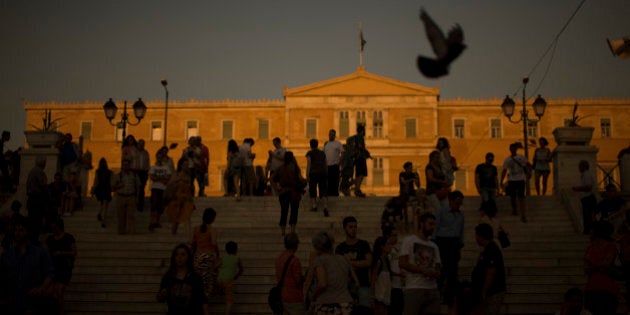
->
[266, 137, 285, 196]
[112, 159, 140, 235]
[399, 212, 441, 315]
[500, 142, 531, 222]
[475, 152, 499, 204]
[323, 129, 343, 197]
[26, 156, 48, 244]
[306, 139, 329, 216]
[433, 190, 465, 310]
[572, 160, 597, 235]
[181, 137, 201, 196]
[0, 130, 11, 192]
[471, 223, 506, 315]
[335, 216, 372, 307]
[197, 136, 210, 197]
[135, 139, 150, 212]
[345, 125, 369, 197]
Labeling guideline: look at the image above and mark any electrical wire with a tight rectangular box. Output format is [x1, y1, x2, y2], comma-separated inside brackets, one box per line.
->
[511, 0, 588, 100]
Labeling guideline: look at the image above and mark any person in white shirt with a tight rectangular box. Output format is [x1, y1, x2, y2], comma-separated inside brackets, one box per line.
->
[148, 151, 172, 231]
[500, 142, 531, 222]
[399, 212, 441, 315]
[323, 129, 343, 197]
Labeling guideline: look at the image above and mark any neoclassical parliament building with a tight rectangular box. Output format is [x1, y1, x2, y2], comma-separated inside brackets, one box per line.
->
[23, 66, 630, 196]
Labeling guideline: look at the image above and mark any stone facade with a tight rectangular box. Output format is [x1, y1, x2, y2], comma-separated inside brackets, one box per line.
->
[23, 67, 630, 196]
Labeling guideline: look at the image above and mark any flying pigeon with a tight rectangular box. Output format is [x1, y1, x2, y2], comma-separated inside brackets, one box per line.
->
[417, 8, 466, 78]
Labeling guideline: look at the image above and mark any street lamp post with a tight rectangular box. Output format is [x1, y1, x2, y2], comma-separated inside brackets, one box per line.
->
[161, 79, 169, 147]
[103, 98, 147, 144]
[500, 76, 547, 195]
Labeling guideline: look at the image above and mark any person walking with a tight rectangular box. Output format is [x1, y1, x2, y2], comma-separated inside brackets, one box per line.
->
[26, 155, 49, 243]
[157, 244, 210, 315]
[306, 139, 329, 216]
[216, 241, 243, 315]
[475, 152, 499, 204]
[192, 208, 220, 299]
[335, 216, 372, 308]
[306, 231, 359, 315]
[45, 217, 77, 315]
[274, 233, 305, 315]
[149, 150, 172, 231]
[165, 159, 195, 235]
[92, 158, 113, 228]
[266, 137, 286, 196]
[433, 190, 465, 311]
[573, 160, 597, 235]
[425, 151, 449, 212]
[500, 142, 531, 222]
[471, 223, 506, 315]
[225, 140, 240, 199]
[399, 212, 441, 315]
[533, 137, 552, 196]
[135, 139, 150, 212]
[323, 129, 343, 197]
[272, 151, 304, 236]
[112, 159, 140, 235]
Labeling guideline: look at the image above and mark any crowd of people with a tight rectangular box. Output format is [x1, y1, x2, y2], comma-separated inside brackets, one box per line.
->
[1, 126, 630, 315]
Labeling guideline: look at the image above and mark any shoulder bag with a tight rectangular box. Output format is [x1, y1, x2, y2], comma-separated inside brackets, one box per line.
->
[268, 255, 294, 314]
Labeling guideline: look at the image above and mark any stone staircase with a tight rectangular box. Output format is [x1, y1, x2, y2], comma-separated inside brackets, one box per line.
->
[61, 194, 593, 314]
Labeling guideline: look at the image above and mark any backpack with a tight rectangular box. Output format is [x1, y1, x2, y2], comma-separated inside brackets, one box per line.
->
[345, 135, 359, 160]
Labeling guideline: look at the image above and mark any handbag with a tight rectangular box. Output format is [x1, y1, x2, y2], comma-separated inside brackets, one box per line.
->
[268, 255, 294, 314]
[497, 229, 511, 249]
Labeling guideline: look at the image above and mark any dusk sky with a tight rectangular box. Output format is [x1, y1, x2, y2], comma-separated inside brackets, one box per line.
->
[1, 0, 628, 150]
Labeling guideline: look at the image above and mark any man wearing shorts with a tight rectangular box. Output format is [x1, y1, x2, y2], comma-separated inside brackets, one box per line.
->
[500, 142, 531, 222]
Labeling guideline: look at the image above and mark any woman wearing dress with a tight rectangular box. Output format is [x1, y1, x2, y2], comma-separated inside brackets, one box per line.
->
[157, 244, 209, 315]
[533, 137, 552, 196]
[191, 208, 220, 299]
[165, 158, 195, 235]
[92, 158, 112, 228]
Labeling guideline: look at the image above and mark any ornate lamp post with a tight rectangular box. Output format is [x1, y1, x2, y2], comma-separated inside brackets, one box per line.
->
[501, 76, 547, 195]
[103, 98, 147, 143]
[161, 79, 169, 147]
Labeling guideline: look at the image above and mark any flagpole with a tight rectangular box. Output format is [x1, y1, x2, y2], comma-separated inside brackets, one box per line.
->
[359, 22, 363, 67]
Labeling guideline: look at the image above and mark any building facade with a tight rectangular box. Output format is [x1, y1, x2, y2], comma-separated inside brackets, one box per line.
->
[23, 66, 630, 196]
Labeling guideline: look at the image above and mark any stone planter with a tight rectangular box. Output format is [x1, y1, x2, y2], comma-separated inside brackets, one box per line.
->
[552, 127, 594, 146]
[24, 130, 62, 148]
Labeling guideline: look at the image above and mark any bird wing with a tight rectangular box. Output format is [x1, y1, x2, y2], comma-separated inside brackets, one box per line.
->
[420, 8, 448, 58]
[446, 23, 464, 47]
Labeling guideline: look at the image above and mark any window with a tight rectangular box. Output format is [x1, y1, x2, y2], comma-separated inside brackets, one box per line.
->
[222, 120, 233, 140]
[80, 121, 92, 141]
[116, 122, 123, 142]
[454, 119, 465, 139]
[373, 111, 383, 138]
[490, 119, 501, 139]
[356, 111, 366, 127]
[150, 121, 163, 141]
[372, 157, 384, 186]
[527, 121, 538, 138]
[306, 118, 317, 139]
[600, 118, 611, 138]
[454, 170, 467, 190]
[186, 121, 198, 140]
[258, 119, 269, 140]
[405, 118, 416, 138]
[339, 111, 349, 138]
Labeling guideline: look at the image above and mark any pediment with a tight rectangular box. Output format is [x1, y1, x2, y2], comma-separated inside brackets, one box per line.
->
[283, 66, 439, 97]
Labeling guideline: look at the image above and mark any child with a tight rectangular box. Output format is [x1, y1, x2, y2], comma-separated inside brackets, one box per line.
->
[217, 241, 243, 315]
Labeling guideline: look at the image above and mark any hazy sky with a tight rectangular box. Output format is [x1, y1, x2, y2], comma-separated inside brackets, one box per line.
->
[1, 0, 628, 150]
